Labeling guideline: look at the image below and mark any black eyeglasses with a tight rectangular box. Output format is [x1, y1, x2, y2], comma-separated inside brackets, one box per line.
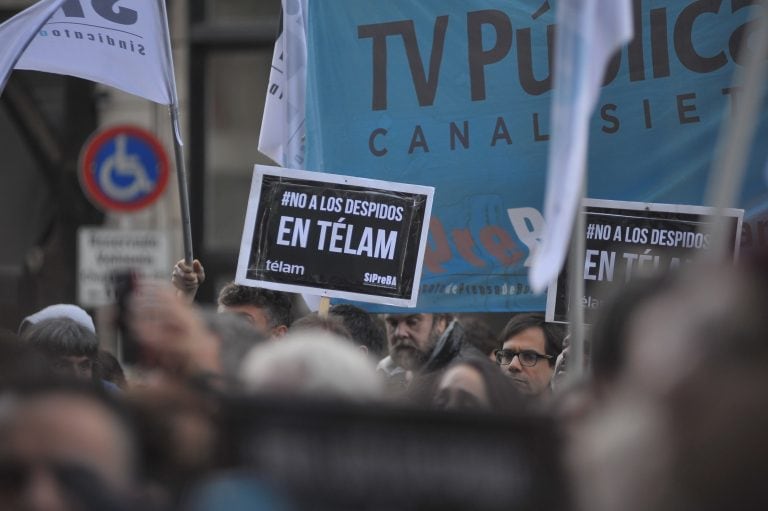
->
[494, 349, 553, 367]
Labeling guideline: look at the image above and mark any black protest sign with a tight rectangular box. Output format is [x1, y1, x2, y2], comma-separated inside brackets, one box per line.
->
[236, 165, 434, 307]
[547, 199, 743, 324]
[223, 398, 566, 511]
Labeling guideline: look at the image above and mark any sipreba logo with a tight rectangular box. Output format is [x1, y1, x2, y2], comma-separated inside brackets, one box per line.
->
[364, 273, 397, 288]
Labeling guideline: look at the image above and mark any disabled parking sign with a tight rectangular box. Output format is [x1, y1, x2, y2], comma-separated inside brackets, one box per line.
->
[79, 125, 170, 212]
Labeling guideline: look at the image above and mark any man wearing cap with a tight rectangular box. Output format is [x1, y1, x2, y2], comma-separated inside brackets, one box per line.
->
[19, 304, 96, 336]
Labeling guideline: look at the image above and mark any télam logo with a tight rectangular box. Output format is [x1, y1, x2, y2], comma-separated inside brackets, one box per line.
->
[265, 259, 306, 276]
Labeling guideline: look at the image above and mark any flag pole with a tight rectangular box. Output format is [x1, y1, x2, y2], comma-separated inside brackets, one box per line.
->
[170, 104, 194, 265]
[158, 0, 193, 265]
[566, 171, 586, 382]
[704, 0, 768, 260]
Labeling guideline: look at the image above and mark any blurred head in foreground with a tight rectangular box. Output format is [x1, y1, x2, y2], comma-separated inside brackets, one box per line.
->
[571, 257, 768, 511]
[239, 330, 383, 402]
[0, 383, 138, 511]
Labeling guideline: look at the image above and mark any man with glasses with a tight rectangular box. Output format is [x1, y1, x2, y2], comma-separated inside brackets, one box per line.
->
[494, 314, 564, 398]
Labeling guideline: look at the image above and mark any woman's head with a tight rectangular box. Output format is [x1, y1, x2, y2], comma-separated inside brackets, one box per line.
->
[432, 357, 523, 413]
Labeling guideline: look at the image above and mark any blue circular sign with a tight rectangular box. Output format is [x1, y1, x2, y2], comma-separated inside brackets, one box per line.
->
[79, 125, 170, 212]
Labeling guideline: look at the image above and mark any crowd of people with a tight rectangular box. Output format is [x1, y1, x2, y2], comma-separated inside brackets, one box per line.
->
[0, 252, 766, 510]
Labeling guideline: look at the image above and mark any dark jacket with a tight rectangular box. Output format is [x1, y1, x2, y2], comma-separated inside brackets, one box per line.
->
[422, 319, 480, 373]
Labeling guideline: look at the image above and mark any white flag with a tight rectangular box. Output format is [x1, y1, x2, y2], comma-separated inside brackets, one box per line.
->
[0, 0, 66, 93]
[258, 0, 307, 168]
[8, 0, 177, 105]
[529, 0, 633, 292]
[258, 0, 314, 310]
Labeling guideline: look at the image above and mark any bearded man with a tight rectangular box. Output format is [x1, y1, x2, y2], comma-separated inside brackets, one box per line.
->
[377, 313, 475, 389]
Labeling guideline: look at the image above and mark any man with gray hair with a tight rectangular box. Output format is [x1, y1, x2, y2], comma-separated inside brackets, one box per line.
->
[240, 331, 383, 401]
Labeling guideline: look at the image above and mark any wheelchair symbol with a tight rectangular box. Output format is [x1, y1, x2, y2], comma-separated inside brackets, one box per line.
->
[98, 134, 155, 201]
[80, 126, 170, 212]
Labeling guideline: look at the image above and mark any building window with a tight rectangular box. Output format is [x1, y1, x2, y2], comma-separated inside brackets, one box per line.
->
[189, 0, 280, 301]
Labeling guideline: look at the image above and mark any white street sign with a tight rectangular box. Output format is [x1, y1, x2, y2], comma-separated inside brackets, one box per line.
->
[78, 228, 170, 307]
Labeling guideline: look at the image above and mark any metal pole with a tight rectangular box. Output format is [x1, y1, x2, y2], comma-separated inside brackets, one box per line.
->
[158, 0, 193, 265]
[566, 171, 586, 382]
[704, 0, 768, 261]
[170, 104, 194, 264]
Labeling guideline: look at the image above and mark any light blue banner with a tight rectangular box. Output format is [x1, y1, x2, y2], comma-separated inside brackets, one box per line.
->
[306, 0, 768, 312]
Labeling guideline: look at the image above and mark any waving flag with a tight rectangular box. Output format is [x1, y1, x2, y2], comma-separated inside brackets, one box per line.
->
[0, 0, 65, 93]
[1, 0, 177, 105]
[529, 0, 633, 292]
[259, 0, 308, 168]
[258, 0, 315, 309]
[1, 0, 195, 262]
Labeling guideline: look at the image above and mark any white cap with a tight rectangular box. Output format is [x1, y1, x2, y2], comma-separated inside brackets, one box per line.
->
[19, 304, 96, 335]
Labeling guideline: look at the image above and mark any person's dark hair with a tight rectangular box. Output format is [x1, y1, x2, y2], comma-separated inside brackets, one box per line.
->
[498, 313, 564, 366]
[200, 309, 267, 381]
[217, 282, 292, 328]
[329, 304, 388, 358]
[0, 328, 18, 343]
[0, 330, 48, 389]
[291, 314, 353, 340]
[458, 316, 498, 357]
[412, 355, 525, 414]
[20, 317, 99, 358]
[453, 356, 525, 414]
[94, 350, 128, 390]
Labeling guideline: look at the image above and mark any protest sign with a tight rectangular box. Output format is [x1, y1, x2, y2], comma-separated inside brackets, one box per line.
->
[236, 165, 434, 307]
[304, 0, 768, 312]
[223, 398, 566, 511]
[546, 199, 743, 324]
